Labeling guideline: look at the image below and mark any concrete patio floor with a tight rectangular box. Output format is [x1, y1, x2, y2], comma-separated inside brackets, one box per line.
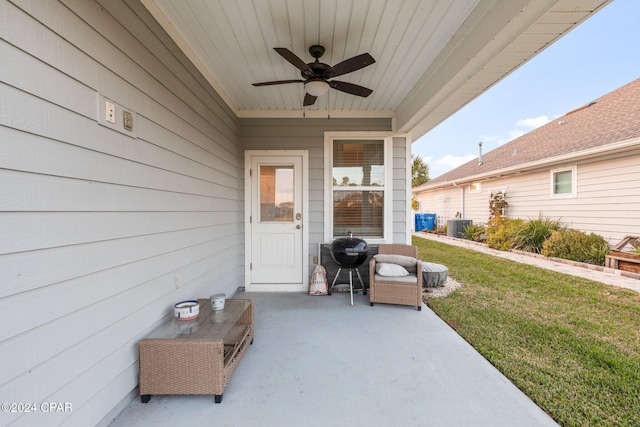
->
[108, 291, 557, 427]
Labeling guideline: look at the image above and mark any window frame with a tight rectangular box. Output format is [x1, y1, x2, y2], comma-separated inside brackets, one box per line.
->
[550, 166, 577, 198]
[469, 182, 481, 194]
[324, 132, 393, 243]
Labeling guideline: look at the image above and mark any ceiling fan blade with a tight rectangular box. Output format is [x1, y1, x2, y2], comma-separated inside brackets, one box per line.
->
[303, 93, 317, 106]
[274, 48, 313, 75]
[326, 53, 375, 78]
[329, 81, 373, 97]
[252, 79, 304, 86]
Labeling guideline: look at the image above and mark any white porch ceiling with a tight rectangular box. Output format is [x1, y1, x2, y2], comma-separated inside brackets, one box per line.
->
[141, 0, 610, 140]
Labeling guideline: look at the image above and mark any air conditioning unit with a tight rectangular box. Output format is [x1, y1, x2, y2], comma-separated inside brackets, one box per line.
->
[447, 220, 472, 238]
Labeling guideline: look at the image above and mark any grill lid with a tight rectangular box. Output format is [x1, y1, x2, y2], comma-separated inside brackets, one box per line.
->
[330, 232, 368, 268]
[331, 237, 368, 254]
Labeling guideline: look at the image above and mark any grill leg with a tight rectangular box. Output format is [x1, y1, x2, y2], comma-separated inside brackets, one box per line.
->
[349, 269, 354, 306]
[355, 268, 366, 295]
[330, 267, 343, 295]
[330, 266, 360, 305]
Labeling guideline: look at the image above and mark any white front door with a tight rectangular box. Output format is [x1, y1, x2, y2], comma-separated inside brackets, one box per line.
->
[245, 151, 308, 291]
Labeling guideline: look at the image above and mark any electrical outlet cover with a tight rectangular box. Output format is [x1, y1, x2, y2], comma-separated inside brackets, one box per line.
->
[105, 100, 116, 124]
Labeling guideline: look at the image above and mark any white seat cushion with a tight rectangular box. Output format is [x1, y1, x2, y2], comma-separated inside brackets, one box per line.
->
[375, 263, 410, 277]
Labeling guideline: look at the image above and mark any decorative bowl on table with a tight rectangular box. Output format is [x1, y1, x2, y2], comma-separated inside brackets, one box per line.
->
[174, 300, 199, 321]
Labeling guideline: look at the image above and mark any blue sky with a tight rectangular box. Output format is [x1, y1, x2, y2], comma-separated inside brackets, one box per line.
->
[412, 0, 640, 179]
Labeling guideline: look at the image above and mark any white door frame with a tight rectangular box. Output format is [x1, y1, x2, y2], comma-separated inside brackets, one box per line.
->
[244, 150, 309, 292]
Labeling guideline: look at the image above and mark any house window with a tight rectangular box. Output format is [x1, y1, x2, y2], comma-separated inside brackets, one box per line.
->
[469, 182, 481, 193]
[325, 135, 391, 241]
[551, 166, 576, 197]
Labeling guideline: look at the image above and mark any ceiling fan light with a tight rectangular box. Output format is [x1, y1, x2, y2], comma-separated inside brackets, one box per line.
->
[305, 80, 330, 97]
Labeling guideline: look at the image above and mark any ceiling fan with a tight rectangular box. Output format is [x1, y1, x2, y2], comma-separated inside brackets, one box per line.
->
[252, 45, 375, 106]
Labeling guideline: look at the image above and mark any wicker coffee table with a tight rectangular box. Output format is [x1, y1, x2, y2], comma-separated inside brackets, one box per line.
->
[138, 298, 254, 403]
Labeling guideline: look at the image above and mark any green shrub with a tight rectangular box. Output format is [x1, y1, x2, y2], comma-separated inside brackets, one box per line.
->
[542, 230, 609, 266]
[462, 224, 486, 242]
[513, 217, 563, 254]
[586, 238, 612, 266]
[485, 217, 525, 251]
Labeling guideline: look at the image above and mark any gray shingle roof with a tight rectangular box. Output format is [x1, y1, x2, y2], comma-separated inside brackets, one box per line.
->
[416, 77, 640, 190]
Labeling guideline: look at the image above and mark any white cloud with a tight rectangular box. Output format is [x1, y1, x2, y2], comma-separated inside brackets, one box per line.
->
[416, 155, 433, 164]
[479, 134, 499, 142]
[480, 116, 548, 147]
[431, 154, 477, 178]
[506, 129, 527, 140]
[515, 115, 551, 129]
[500, 115, 551, 143]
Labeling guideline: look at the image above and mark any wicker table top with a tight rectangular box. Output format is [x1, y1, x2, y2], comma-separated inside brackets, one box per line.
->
[146, 299, 253, 341]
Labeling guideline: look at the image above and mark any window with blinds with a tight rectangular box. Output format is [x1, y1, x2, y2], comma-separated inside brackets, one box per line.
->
[332, 139, 385, 237]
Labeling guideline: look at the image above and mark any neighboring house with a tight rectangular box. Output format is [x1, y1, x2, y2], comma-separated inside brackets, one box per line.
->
[0, 0, 611, 425]
[413, 78, 640, 244]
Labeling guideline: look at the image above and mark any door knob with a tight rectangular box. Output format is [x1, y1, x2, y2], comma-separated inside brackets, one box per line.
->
[296, 224, 301, 229]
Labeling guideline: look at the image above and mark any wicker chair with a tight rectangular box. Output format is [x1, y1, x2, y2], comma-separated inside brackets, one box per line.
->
[369, 244, 423, 310]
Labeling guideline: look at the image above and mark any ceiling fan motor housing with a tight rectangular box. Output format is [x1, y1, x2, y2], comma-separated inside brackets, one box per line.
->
[305, 62, 330, 79]
[309, 45, 325, 59]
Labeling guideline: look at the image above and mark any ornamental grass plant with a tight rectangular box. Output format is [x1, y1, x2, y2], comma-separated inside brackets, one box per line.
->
[414, 236, 640, 427]
[513, 216, 563, 254]
[461, 223, 486, 242]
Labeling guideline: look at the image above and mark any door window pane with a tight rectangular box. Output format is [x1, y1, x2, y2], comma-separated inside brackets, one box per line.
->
[260, 165, 293, 221]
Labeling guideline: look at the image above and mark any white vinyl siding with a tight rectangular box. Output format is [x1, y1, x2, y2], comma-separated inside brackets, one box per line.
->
[414, 149, 640, 243]
[393, 136, 413, 244]
[1, 1, 241, 425]
[465, 186, 494, 225]
[414, 187, 464, 228]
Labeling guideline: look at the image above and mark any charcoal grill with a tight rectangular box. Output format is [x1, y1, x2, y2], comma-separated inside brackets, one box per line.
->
[329, 232, 369, 305]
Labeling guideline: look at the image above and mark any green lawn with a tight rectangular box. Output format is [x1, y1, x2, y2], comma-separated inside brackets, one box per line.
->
[414, 236, 640, 427]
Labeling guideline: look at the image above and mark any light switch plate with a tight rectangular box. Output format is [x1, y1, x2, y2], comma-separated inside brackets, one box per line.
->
[123, 110, 133, 131]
